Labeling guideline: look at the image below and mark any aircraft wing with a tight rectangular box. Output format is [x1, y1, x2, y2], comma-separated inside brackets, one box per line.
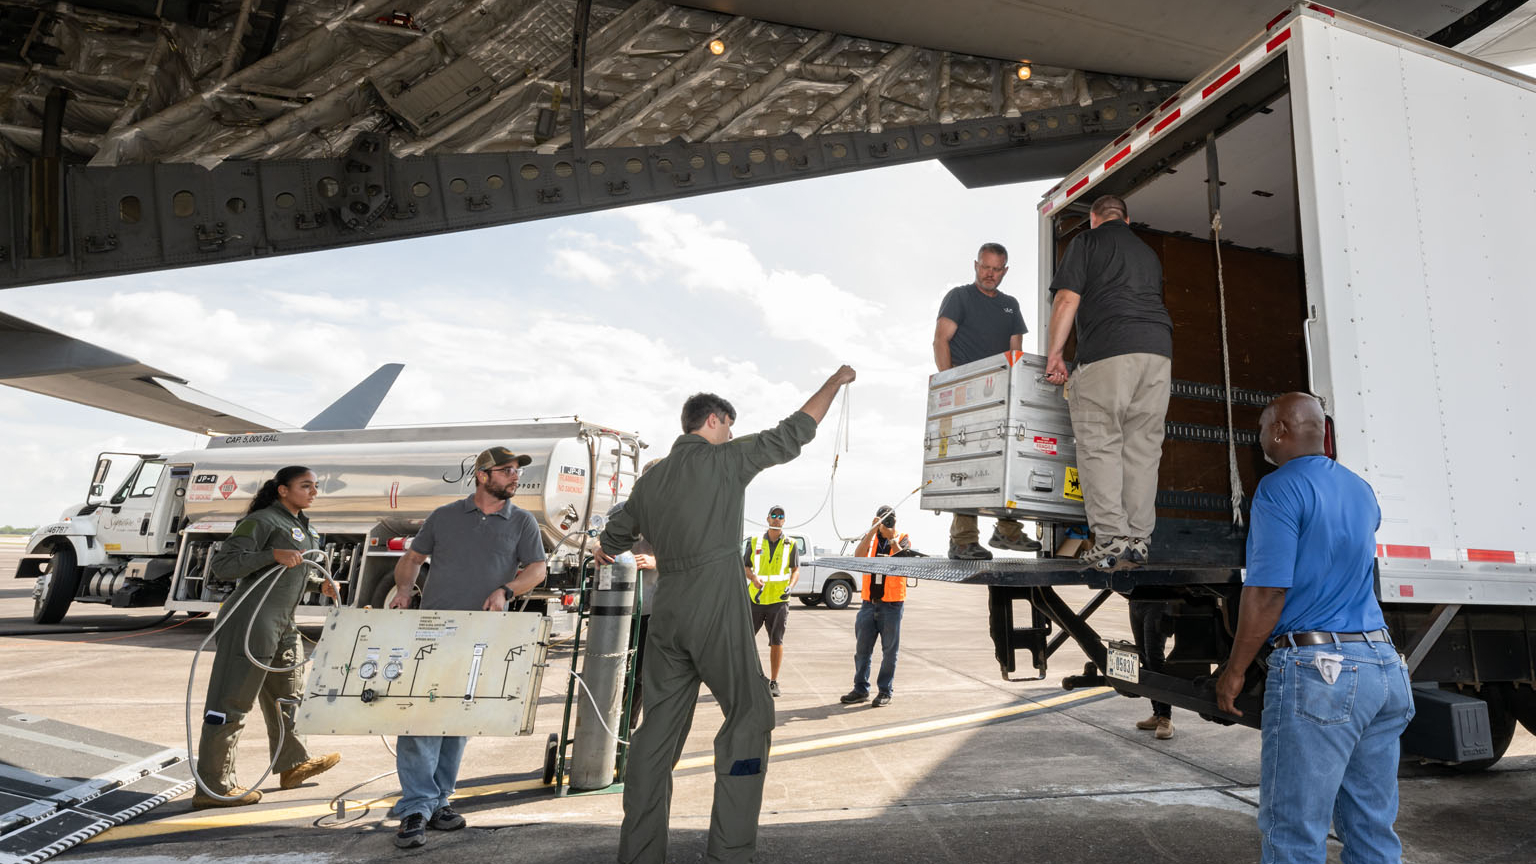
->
[0, 310, 291, 434]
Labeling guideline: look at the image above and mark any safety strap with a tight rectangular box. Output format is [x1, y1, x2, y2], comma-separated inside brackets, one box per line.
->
[1211, 210, 1246, 527]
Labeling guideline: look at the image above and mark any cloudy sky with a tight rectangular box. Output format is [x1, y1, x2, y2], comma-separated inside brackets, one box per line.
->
[0, 161, 1054, 554]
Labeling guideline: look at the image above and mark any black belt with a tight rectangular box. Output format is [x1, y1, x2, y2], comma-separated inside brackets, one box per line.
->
[1272, 628, 1391, 648]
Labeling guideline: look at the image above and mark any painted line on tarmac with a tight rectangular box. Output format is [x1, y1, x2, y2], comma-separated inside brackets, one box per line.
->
[92, 777, 547, 843]
[95, 687, 1110, 842]
[676, 687, 1111, 770]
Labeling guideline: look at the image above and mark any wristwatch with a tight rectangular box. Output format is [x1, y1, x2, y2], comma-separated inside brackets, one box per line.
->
[498, 585, 515, 601]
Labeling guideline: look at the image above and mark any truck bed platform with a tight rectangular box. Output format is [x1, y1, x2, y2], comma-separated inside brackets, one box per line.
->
[808, 555, 1239, 591]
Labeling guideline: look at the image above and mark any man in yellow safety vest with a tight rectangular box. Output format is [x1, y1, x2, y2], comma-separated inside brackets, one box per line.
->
[743, 505, 800, 697]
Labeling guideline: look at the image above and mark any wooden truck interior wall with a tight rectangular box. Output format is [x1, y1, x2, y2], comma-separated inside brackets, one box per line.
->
[1052, 226, 1307, 526]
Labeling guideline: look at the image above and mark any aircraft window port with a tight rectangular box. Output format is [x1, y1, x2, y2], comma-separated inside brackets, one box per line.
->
[172, 191, 196, 218]
[119, 196, 142, 223]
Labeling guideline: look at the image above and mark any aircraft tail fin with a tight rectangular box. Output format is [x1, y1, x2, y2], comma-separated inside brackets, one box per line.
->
[303, 363, 404, 431]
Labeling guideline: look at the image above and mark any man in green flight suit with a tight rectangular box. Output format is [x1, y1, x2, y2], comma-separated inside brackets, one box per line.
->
[597, 364, 856, 864]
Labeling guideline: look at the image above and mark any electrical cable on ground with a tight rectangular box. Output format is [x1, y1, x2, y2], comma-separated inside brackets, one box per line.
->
[0, 610, 176, 638]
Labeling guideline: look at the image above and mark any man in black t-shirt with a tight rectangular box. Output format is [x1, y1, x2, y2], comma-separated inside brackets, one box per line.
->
[1044, 195, 1173, 572]
[933, 242, 1042, 560]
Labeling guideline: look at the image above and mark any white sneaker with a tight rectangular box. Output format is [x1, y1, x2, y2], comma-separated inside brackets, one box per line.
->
[1079, 537, 1132, 572]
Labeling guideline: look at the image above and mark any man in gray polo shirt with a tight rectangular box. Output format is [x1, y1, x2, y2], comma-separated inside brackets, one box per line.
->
[386, 446, 548, 848]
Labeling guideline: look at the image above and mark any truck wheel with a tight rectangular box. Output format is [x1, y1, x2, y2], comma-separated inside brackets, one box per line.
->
[370, 565, 429, 609]
[823, 579, 853, 610]
[1449, 683, 1516, 773]
[799, 595, 820, 607]
[33, 546, 81, 625]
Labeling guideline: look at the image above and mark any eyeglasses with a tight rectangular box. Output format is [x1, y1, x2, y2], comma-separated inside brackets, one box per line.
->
[488, 466, 521, 476]
[767, 513, 785, 520]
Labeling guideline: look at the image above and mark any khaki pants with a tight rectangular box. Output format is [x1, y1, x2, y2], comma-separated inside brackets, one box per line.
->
[950, 514, 1024, 546]
[1066, 352, 1171, 541]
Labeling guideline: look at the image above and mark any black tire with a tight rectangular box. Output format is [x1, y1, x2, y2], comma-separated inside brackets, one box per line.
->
[370, 564, 429, 609]
[823, 578, 854, 610]
[798, 595, 820, 607]
[1507, 684, 1536, 737]
[33, 545, 81, 625]
[1448, 684, 1516, 773]
[542, 733, 559, 785]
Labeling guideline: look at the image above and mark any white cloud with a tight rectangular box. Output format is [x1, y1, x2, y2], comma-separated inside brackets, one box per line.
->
[624, 205, 879, 359]
[548, 248, 618, 287]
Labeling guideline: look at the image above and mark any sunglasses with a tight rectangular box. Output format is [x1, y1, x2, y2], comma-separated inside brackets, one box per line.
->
[767, 513, 785, 519]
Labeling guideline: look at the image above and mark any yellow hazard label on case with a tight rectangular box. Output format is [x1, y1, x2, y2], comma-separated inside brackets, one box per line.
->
[1064, 467, 1083, 501]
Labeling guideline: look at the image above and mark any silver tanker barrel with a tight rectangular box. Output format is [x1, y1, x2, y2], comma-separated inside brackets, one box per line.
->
[167, 420, 642, 609]
[569, 553, 637, 791]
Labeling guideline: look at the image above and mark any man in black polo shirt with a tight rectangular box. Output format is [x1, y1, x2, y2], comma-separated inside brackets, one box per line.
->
[933, 242, 1042, 560]
[1044, 195, 1173, 571]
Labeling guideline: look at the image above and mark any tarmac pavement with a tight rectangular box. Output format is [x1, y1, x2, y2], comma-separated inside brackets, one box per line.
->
[3, 536, 1534, 863]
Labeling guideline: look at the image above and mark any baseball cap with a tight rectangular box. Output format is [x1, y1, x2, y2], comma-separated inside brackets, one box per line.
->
[767, 505, 786, 517]
[476, 446, 532, 472]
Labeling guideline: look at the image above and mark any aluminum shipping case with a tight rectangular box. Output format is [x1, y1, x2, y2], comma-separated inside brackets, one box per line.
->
[921, 351, 1086, 523]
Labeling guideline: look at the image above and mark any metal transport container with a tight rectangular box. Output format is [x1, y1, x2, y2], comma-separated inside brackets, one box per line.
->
[921, 350, 1086, 524]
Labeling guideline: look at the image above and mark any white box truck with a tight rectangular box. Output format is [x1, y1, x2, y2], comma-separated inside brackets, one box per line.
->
[822, 2, 1536, 769]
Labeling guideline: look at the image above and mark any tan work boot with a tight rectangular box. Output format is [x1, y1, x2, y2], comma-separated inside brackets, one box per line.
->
[1155, 717, 1175, 740]
[1135, 715, 1162, 731]
[279, 752, 341, 789]
[191, 785, 262, 809]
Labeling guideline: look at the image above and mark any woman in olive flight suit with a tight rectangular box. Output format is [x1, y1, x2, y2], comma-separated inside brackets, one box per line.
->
[193, 465, 341, 808]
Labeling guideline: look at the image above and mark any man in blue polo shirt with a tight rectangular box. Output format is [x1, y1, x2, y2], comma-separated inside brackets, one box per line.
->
[1216, 393, 1414, 864]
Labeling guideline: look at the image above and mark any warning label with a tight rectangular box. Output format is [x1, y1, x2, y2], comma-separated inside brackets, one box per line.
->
[1064, 466, 1083, 501]
[557, 465, 587, 495]
[1033, 436, 1058, 456]
[219, 476, 238, 499]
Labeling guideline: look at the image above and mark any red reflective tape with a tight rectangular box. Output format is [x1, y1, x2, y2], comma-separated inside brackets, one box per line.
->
[1202, 65, 1242, 99]
[1151, 108, 1181, 135]
[1134, 114, 1153, 130]
[1467, 549, 1517, 563]
[1376, 544, 1385, 557]
[1111, 131, 1130, 147]
[1042, 200, 1055, 214]
[1066, 176, 1090, 197]
[1384, 545, 1432, 559]
[1266, 9, 1290, 30]
[1266, 28, 1291, 52]
[1307, 3, 1336, 17]
[1400, 585, 1415, 598]
[1159, 95, 1179, 111]
[1104, 145, 1132, 170]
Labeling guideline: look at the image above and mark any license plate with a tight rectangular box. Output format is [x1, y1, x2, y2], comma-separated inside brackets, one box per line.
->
[1106, 646, 1140, 683]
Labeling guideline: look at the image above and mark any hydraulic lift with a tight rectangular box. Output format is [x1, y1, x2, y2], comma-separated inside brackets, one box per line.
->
[808, 554, 1266, 726]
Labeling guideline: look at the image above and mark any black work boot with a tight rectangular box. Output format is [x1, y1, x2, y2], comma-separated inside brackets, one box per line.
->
[948, 542, 993, 560]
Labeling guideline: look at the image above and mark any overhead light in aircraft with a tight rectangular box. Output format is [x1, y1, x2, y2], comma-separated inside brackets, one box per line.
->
[709, 38, 726, 56]
[1016, 63, 1032, 81]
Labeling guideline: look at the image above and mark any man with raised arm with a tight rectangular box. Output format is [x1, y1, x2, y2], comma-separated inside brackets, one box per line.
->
[597, 365, 857, 864]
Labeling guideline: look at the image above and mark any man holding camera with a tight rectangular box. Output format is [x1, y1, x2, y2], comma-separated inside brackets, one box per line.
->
[840, 506, 911, 707]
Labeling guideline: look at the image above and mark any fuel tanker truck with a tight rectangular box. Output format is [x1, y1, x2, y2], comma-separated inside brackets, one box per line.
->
[15, 420, 643, 624]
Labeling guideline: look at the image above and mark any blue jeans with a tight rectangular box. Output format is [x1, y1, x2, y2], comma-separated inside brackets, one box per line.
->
[1259, 640, 1415, 864]
[852, 600, 903, 696]
[392, 735, 468, 820]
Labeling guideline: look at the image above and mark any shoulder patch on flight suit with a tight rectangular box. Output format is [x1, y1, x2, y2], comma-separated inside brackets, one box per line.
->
[290, 527, 305, 542]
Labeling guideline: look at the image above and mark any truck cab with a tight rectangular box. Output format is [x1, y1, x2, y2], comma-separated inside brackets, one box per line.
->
[21, 452, 192, 623]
